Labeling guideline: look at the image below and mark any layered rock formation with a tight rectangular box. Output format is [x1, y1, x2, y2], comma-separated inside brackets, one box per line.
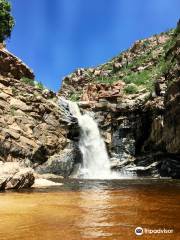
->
[60, 30, 172, 100]
[0, 44, 34, 80]
[0, 162, 34, 190]
[0, 45, 78, 189]
[60, 22, 180, 178]
[0, 21, 179, 186]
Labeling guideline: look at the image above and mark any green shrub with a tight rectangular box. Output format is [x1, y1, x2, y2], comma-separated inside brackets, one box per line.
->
[127, 57, 150, 71]
[123, 70, 152, 86]
[163, 37, 176, 53]
[10, 106, 17, 116]
[21, 77, 35, 86]
[69, 92, 81, 101]
[156, 60, 172, 76]
[11, 86, 16, 95]
[94, 76, 119, 84]
[36, 81, 45, 90]
[0, 0, 14, 42]
[143, 40, 150, 47]
[124, 84, 138, 94]
[21, 77, 47, 91]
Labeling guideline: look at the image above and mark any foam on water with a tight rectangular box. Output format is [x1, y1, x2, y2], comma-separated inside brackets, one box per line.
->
[68, 101, 120, 179]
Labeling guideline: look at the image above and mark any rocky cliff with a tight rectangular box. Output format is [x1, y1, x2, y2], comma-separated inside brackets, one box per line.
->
[0, 21, 179, 187]
[60, 21, 180, 178]
[0, 44, 80, 189]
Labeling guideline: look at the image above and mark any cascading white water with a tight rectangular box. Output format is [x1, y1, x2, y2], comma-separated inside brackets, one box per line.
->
[68, 101, 112, 179]
[78, 114, 111, 179]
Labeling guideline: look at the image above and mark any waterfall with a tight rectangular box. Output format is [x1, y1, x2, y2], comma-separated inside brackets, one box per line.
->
[68, 101, 112, 179]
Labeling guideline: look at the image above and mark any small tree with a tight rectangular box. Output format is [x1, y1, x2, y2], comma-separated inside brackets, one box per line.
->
[0, 0, 14, 43]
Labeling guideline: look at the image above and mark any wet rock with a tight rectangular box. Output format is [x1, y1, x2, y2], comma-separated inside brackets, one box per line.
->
[35, 147, 82, 177]
[160, 156, 180, 178]
[143, 115, 164, 151]
[111, 116, 136, 159]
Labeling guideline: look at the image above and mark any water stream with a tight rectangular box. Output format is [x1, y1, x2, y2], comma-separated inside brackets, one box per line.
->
[68, 101, 112, 179]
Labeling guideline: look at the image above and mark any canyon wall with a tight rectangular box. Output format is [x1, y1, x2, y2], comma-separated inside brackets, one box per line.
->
[0, 21, 179, 184]
[60, 22, 180, 178]
[0, 45, 79, 188]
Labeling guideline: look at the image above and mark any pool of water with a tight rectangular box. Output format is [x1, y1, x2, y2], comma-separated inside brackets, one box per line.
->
[0, 179, 180, 240]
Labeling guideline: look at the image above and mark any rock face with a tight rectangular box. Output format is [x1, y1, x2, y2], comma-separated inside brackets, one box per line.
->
[0, 46, 78, 186]
[164, 79, 180, 154]
[0, 45, 78, 166]
[59, 30, 172, 101]
[0, 22, 179, 182]
[0, 73, 70, 164]
[60, 22, 180, 178]
[0, 45, 34, 80]
[36, 146, 81, 177]
[0, 162, 34, 190]
[163, 43, 180, 154]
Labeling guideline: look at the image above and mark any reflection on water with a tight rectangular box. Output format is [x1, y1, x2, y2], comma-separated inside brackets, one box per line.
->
[0, 179, 179, 240]
[77, 184, 113, 239]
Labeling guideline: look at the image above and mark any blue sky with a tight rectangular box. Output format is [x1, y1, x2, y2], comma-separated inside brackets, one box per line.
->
[7, 0, 180, 92]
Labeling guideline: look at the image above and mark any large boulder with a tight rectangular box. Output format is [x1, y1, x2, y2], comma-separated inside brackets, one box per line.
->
[0, 162, 35, 190]
[35, 147, 82, 177]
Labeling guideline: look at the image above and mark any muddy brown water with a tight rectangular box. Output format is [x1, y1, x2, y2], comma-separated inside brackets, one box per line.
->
[0, 179, 179, 240]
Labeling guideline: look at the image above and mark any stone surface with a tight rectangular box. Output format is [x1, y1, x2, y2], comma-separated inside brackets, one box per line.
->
[0, 23, 179, 180]
[0, 48, 34, 80]
[35, 147, 82, 177]
[0, 162, 35, 190]
[58, 24, 180, 178]
[0, 73, 71, 164]
[33, 178, 63, 188]
[0, 48, 79, 183]
[164, 79, 180, 154]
